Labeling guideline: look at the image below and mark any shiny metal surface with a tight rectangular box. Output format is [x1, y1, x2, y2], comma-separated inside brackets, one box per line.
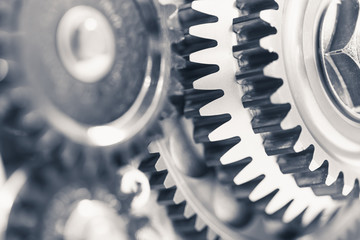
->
[1, 0, 360, 239]
[320, 0, 360, 121]
[57, 6, 116, 83]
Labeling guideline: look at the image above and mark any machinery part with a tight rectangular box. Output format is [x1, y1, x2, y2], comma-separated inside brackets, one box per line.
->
[0, 0, 360, 239]
[176, 0, 342, 237]
[0, 148, 178, 240]
[0, 0, 173, 149]
[238, 0, 360, 199]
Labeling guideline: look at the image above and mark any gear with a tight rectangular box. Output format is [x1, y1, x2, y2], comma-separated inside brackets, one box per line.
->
[237, 0, 360, 199]
[0, 0, 175, 158]
[174, 0, 345, 238]
[0, 147, 178, 240]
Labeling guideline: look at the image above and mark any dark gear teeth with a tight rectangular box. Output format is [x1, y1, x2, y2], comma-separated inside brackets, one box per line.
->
[1, 0, 360, 240]
[236, 0, 360, 201]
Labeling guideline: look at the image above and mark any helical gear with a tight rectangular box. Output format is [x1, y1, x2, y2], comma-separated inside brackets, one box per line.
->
[237, 0, 360, 200]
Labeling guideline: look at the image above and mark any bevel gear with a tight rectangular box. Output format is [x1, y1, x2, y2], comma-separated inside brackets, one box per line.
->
[238, 0, 360, 199]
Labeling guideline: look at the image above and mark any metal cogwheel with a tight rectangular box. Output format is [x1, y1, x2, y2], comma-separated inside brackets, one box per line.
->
[139, 0, 360, 239]
[236, 0, 360, 199]
[1, 0, 360, 240]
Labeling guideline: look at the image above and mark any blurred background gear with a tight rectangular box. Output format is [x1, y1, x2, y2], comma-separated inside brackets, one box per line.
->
[1, 0, 360, 240]
[0, 151, 179, 240]
[0, 0, 173, 150]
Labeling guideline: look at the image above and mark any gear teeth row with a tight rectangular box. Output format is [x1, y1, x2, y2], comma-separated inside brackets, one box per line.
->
[139, 153, 218, 240]
[170, 0, 344, 239]
[235, 0, 360, 200]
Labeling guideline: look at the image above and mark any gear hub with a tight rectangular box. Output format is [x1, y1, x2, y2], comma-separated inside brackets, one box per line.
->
[319, 0, 360, 121]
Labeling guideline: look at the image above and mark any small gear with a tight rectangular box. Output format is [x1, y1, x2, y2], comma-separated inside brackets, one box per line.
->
[237, 0, 360, 199]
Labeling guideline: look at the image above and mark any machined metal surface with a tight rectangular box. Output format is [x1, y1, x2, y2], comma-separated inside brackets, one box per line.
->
[1, 0, 360, 239]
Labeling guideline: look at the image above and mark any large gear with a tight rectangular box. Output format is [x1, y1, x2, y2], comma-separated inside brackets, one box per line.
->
[137, 1, 359, 239]
[237, 0, 360, 199]
[181, 0, 340, 229]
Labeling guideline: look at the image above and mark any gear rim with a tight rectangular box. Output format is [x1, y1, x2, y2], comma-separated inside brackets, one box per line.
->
[251, 0, 360, 198]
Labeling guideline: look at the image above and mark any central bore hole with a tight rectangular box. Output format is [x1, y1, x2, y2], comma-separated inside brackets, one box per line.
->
[57, 6, 116, 83]
[319, 0, 360, 121]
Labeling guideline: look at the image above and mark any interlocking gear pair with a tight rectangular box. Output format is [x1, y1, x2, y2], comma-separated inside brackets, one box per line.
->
[1, 0, 360, 239]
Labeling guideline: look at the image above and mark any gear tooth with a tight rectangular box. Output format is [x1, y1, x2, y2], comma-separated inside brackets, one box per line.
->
[157, 187, 177, 205]
[263, 127, 301, 156]
[232, 175, 265, 199]
[192, 0, 238, 19]
[279, 107, 300, 131]
[253, 189, 279, 212]
[266, 191, 294, 215]
[233, 16, 276, 43]
[164, 173, 177, 189]
[184, 202, 196, 219]
[172, 215, 197, 233]
[312, 173, 344, 197]
[234, 160, 263, 185]
[277, 146, 314, 174]
[203, 137, 240, 166]
[190, 1, 218, 17]
[208, 119, 238, 142]
[193, 114, 231, 143]
[199, 96, 232, 117]
[174, 35, 217, 58]
[239, 74, 282, 108]
[138, 153, 161, 173]
[234, 43, 277, 71]
[206, 228, 219, 240]
[177, 3, 217, 30]
[259, 34, 280, 52]
[220, 140, 254, 165]
[184, 89, 223, 118]
[173, 188, 186, 204]
[149, 170, 168, 190]
[189, 45, 217, 64]
[294, 161, 328, 188]
[167, 202, 187, 220]
[177, 61, 219, 88]
[250, 104, 290, 133]
[216, 158, 252, 184]
[309, 152, 325, 171]
[259, 8, 279, 27]
[236, 0, 278, 14]
[194, 215, 207, 232]
[342, 176, 358, 197]
[182, 228, 208, 240]
[268, 200, 293, 220]
[250, 176, 279, 202]
[325, 164, 342, 186]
